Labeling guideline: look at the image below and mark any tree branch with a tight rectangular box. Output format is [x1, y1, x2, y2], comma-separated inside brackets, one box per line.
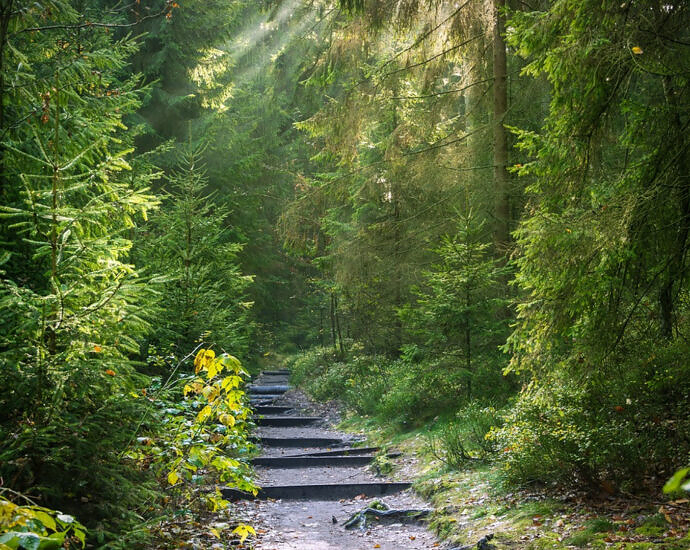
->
[15, 7, 168, 34]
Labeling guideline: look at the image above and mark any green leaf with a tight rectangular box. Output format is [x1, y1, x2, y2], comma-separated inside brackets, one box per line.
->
[32, 511, 56, 532]
[0, 533, 20, 550]
[73, 529, 86, 548]
[16, 534, 40, 550]
[663, 467, 690, 494]
[37, 533, 64, 550]
[55, 514, 74, 525]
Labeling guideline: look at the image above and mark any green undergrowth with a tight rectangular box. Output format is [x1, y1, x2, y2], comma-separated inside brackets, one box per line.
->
[286, 366, 687, 550]
[337, 415, 690, 549]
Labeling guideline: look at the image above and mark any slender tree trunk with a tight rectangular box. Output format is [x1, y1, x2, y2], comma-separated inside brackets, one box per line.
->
[330, 292, 337, 353]
[47, 75, 61, 357]
[492, 0, 510, 249]
[466, 284, 472, 400]
[659, 77, 690, 338]
[334, 294, 344, 357]
[319, 304, 325, 348]
[0, 0, 13, 196]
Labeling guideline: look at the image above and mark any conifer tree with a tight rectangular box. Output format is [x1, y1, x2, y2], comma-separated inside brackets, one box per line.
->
[401, 211, 510, 398]
[0, 0, 159, 525]
[136, 147, 253, 358]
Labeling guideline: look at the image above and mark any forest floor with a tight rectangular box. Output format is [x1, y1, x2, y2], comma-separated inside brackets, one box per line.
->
[336, 417, 690, 550]
[229, 380, 690, 549]
[236, 383, 441, 549]
[144, 380, 689, 550]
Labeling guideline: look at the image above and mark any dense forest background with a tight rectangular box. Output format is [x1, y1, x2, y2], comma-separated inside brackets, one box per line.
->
[0, 0, 689, 546]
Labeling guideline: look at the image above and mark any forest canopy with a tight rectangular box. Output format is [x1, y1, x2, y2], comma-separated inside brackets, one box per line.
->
[0, 0, 689, 546]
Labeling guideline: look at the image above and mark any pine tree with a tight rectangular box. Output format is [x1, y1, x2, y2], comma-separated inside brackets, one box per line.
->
[401, 210, 510, 399]
[136, 147, 253, 358]
[0, 0, 159, 528]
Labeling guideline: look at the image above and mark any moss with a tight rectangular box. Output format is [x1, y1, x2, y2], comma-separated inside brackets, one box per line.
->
[471, 508, 489, 519]
[586, 518, 615, 533]
[428, 514, 460, 539]
[562, 518, 614, 547]
[524, 532, 562, 549]
[563, 530, 595, 547]
[635, 513, 669, 536]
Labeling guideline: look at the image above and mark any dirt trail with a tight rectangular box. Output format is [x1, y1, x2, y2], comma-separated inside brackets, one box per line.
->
[241, 370, 442, 550]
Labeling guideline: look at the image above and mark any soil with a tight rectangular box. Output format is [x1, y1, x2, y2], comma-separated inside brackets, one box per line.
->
[240, 372, 444, 550]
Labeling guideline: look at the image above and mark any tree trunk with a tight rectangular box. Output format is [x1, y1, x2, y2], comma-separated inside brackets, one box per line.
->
[0, 0, 13, 196]
[334, 294, 345, 357]
[659, 76, 690, 338]
[319, 304, 325, 348]
[492, 0, 510, 249]
[330, 292, 337, 353]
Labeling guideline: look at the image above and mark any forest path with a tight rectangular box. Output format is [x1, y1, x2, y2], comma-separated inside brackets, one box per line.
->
[233, 369, 443, 549]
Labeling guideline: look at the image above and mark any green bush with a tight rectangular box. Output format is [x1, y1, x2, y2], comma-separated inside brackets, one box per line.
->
[428, 404, 504, 468]
[490, 348, 690, 487]
[290, 348, 512, 433]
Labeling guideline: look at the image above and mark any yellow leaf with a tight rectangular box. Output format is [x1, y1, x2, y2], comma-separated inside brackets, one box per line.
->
[221, 376, 240, 391]
[93, 345, 102, 352]
[167, 470, 179, 485]
[34, 510, 56, 531]
[209, 528, 221, 539]
[201, 385, 219, 402]
[632, 46, 643, 54]
[194, 349, 205, 373]
[232, 524, 256, 543]
[197, 405, 213, 423]
[207, 360, 218, 380]
[219, 413, 235, 427]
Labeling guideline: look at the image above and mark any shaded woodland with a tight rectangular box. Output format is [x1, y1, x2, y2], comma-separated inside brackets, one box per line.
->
[0, 0, 689, 547]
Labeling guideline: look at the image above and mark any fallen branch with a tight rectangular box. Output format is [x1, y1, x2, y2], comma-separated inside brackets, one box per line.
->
[343, 502, 431, 530]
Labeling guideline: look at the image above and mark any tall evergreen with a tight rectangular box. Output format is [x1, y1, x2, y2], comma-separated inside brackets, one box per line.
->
[135, 147, 253, 357]
[0, 0, 160, 530]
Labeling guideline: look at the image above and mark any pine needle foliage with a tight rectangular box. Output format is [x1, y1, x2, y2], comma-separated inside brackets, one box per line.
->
[495, 0, 690, 486]
[0, 0, 161, 539]
[136, 147, 253, 359]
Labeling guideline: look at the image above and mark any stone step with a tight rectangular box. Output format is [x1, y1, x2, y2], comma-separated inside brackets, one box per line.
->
[261, 370, 290, 376]
[251, 455, 376, 468]
[258, 436, 346, 447]
[249, 394, 283, 403]
[253, 405, 294, 415]
[222, 482, 412, 501]
[255, 416, 321, 427]
[290, 447, 386, 457]
[248, 384, 291, 394]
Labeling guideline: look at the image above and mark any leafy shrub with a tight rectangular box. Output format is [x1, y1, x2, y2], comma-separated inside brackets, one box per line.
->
[490, 348, 690, 487]
[428, 404, 504, 468]
[0, 493, 87, 550]
[290, 348, 511, 431]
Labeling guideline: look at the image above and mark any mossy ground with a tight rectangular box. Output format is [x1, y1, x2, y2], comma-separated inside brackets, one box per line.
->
[337, 414, 690, 550]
